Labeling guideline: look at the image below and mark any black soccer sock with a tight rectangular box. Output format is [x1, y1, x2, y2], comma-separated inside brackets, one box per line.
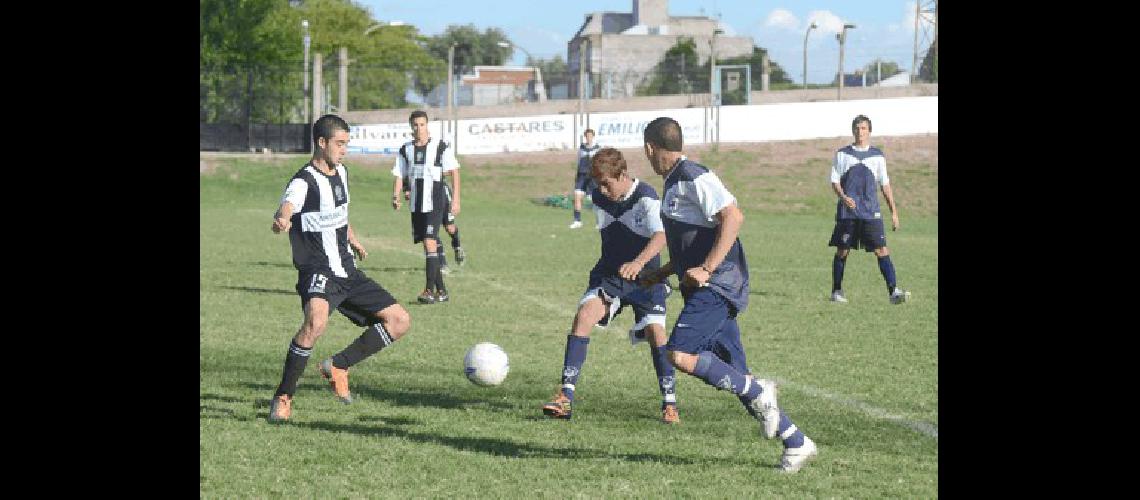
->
[450, 228, 461, 249]
[332, 322, 395, 369]
[434, 251, 447, 293]
[438, 249, 448, 268]
[274, 341, 312, 398]
[832, 254, 847, 292]
[425, 252, 438, 291]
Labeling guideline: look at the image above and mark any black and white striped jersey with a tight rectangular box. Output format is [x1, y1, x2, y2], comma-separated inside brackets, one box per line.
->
[392, 138, 459, 213]
[279, 162, 356, 278]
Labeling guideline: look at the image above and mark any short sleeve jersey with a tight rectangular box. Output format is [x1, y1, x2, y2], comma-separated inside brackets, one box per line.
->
[660, 157, 750, 313]
[590, 179, 664, 276]
[280, 162, 356, 278]
[830, 144, 888, 220]
[577, 143, 601, 175]
[392, 137, 459, 213]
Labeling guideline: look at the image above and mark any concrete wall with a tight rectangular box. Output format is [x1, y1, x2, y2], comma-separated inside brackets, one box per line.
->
[340, 83, 938, 124]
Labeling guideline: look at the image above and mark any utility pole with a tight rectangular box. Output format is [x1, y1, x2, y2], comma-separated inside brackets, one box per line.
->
[338, 47, 348, 112]
[837, 23, 855, 101]
[302, 20, 310, 126]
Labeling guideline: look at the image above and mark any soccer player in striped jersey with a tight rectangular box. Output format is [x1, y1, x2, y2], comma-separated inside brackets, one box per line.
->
[542, 147, 680, 424]
[392, 110, 461, 304]
[828, 114, 910, 304]
[639, 117, 817, 472]
[568, 129, 600, 228]
[267, 114, 412, 423]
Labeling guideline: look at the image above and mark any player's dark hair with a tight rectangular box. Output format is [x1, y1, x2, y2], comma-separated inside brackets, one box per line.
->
[852, 114, 872, 133]
[409, 110, 429, 123]
[312, 114, 350, 148]
[590, 147, 627, 179]
[644, 117, 683, 152]
[584, 128, 595, 136]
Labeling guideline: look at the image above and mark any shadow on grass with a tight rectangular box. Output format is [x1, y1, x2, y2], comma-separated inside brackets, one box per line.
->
[250, 260, 419, 274]
[239, 382, 514, 412]
[296, 418, 696, 464]
[220, 285, 295, 296]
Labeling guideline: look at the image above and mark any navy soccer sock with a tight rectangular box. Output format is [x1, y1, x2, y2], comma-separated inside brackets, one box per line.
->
[332, 322, 395, 369]
[877, 254, 897, 292]
[650, 344, 677, 406]
[560, 335, 589, 399]
[692, 351, 763, 403]
[777, 411, 806, 448]
[573, 210, 581, 222]
[832, 254, 847, 292]
[274, 340, 311, 398]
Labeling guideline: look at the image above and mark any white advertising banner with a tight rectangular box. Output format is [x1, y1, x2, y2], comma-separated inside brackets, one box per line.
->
[455, 114, 575, 154]
[348, 121, 441, 155]
[589, 107, 709, 149]
[350, 96, 937, 156]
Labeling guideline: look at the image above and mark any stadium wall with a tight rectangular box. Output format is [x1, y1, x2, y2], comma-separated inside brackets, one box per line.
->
[348, 95, 937, 156]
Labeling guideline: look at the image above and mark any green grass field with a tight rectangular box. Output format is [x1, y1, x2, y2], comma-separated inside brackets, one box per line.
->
[200, 138, 937, 497]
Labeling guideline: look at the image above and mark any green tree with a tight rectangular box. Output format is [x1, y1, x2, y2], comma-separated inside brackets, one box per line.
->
[862, 59, 903, 85]
[427, 24, 512, 76]
[637, 38, 705, 96]
[354, 23, 445, 109]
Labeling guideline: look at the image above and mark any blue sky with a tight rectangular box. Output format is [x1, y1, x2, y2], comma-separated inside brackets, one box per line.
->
[355, 0, 924, 84]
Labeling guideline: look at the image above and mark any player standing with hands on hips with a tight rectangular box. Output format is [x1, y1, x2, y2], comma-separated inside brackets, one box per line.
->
[267, 114, 412, 422]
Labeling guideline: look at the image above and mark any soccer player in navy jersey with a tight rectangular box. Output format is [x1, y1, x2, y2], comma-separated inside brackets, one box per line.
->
[569, 129, 600, 228]
[267, 114, 412, 423]
[639, 117, 817, 472]
[828, 114, 910, 304]
[542, 147, 681, 424]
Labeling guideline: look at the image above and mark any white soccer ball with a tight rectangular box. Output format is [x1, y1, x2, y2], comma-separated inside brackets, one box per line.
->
[464, 342, 510, 387]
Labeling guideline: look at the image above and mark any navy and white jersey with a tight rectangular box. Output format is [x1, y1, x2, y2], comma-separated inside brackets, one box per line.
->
[660, 157, 750, 313]
[392, 137, 459, 213]
[590, 179, 664, 276]
[831, 144, 888, 220]
[280, 162, 356, 278]
[576, 142, 601, 175]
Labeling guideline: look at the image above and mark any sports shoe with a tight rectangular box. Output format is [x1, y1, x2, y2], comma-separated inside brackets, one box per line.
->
[661, 404, 680, 424]
[436, 290, 449, 303]
[889, 287, 911, 305]
[830, 290, 848, 303]
[417, 289, 436, 304]
[779, 435, 818, 473]
[268, 394, 292, 422]
[749, 378, 780, 439]
[318, 359, 353, 404]
[455, 247, 466, 266]
[569, 220, 583, 229]
[541, 390, 573, 419]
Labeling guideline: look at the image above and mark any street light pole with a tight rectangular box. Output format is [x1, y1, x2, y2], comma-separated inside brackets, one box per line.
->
[447, 43, 455, 122]
[302, 19, 310, 126]
[803, 21, 817, 92]
[837, 23, 856, 101]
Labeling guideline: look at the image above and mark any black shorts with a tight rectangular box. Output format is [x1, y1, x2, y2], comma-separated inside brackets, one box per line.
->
[411, 185, 448, 243]
[296, 268, 398, 327]
[829, 218, 887, 251]
[573, 172, 594, 194]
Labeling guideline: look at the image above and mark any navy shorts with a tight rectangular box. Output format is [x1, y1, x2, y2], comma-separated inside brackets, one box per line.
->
[665, 287, 751, 374]
[581, 271, 670, 332]
[829, 218, 887, 251]
[573, 172, 595, 194]
[296, 268, 398, 327]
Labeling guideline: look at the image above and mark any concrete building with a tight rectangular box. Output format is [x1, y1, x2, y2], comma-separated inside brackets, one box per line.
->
[567, 0, 754, 99]
[424, 66, 543, 107]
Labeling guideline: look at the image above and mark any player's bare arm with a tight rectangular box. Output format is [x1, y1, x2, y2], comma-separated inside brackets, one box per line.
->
[392, 177, 403, 210]
[347, 223, 368, 260]
[640, 260, 674, 286]
[619, 231, 666, 281]
[272, 202, 294, 233]
[881, 184, 900, 231]
[448, 169, 461, 216]
[832, 182, 856, 209]
[685, 203, 743, 287]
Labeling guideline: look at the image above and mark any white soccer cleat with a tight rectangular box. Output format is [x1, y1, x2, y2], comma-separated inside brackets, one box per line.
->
[569, 220, 583, 229]
[830, 290, 848, 303]
[889, 287, 911, 305]
[779, 435, 818, 473]
[749, 378, 780, 439]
